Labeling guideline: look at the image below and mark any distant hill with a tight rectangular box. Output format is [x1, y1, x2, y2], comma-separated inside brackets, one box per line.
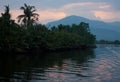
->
[46, 15, 120, 40]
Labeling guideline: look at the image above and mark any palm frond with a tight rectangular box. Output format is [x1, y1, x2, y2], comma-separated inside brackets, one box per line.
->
[30, 6, 35, 10]
[17, 15, 26, 22]
[20, 7, 25, 10]
[24, 3, 28, 8]
[23, 18, 27, 23]
[32, 13, 39, 16]
[31, 9, 36, 13]
[18, 17, 22, 23]
[17, 15, 26, 18]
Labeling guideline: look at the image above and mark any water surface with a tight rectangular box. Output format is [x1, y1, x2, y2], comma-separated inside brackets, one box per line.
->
[0, 45, 120, 82]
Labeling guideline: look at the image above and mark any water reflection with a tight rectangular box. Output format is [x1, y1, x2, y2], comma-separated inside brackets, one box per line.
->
[1, 46, 120, 82]
[0, 49, 95, 82]
[90, 46, 120, 82]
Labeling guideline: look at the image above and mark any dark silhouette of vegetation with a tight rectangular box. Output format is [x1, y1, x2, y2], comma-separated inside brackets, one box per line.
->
[96, 40, 120, 44]
[17, 3, 39, 28]
[0, 4, 96, 53]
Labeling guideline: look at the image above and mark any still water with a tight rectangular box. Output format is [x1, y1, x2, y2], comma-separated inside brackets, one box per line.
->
[0, 45, 120, 82]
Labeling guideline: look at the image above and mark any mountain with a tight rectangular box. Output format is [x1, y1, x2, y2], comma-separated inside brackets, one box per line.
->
[46, 15, 120, 40]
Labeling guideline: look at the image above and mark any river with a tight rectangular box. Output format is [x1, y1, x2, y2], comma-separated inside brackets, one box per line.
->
[0, 45, 120, 82]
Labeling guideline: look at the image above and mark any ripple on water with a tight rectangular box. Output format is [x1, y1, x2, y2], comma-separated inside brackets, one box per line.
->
[88, 46, 120, 82]
[0, 45, 120, 82]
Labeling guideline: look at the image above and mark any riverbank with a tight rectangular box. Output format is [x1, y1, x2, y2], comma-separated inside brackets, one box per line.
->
[0, 45, 96, 54]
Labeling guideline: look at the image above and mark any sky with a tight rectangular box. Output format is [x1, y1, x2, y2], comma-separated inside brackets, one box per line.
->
[0, 0, 120, 24]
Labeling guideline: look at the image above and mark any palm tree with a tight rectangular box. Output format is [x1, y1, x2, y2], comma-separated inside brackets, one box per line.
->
[17, 3, 39, 28]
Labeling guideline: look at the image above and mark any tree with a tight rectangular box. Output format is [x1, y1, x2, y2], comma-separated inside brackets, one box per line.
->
[17, 3, 39, 28]
[0, 5, 11, 27]
[0, 6, 18, 50]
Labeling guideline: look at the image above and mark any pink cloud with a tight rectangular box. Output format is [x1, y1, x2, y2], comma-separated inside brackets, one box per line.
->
[0, 9, 66, 24]
[61, 2, 110, 10]
[99, 5, 111, 9]
[62, 2, 94, 8]
[37, 10, 66, 24]
[10, 10, 23, 21]
[94, 11, 120, 21]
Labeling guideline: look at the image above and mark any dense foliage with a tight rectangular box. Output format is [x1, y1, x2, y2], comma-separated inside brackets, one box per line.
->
[0, 5, 96, 52]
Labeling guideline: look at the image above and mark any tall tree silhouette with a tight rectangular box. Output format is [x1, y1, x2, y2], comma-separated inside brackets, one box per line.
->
[0, 5, 11, 26]
[17, 3, 39, 28]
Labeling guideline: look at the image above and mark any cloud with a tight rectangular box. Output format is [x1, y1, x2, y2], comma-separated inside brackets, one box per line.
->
[60, 2, 110, 10]
[61, 2, 94, 9]
[99, 5, 110, 9]
[10, 10, 23, 21]
[37, 10, 66, 24]
[0, 1, 120, 23]
[57, 2, 120, 22]
[6, 2, 118, 23]
[56, 2, 112, 20]
[99, 4, 111, 9]
[94, 11, 120, 21]
[0, 9, 66, 24]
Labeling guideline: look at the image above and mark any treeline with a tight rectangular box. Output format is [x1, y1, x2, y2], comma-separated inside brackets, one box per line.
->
[0, 4, 96, 52]
[96, 40, 120, 44]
